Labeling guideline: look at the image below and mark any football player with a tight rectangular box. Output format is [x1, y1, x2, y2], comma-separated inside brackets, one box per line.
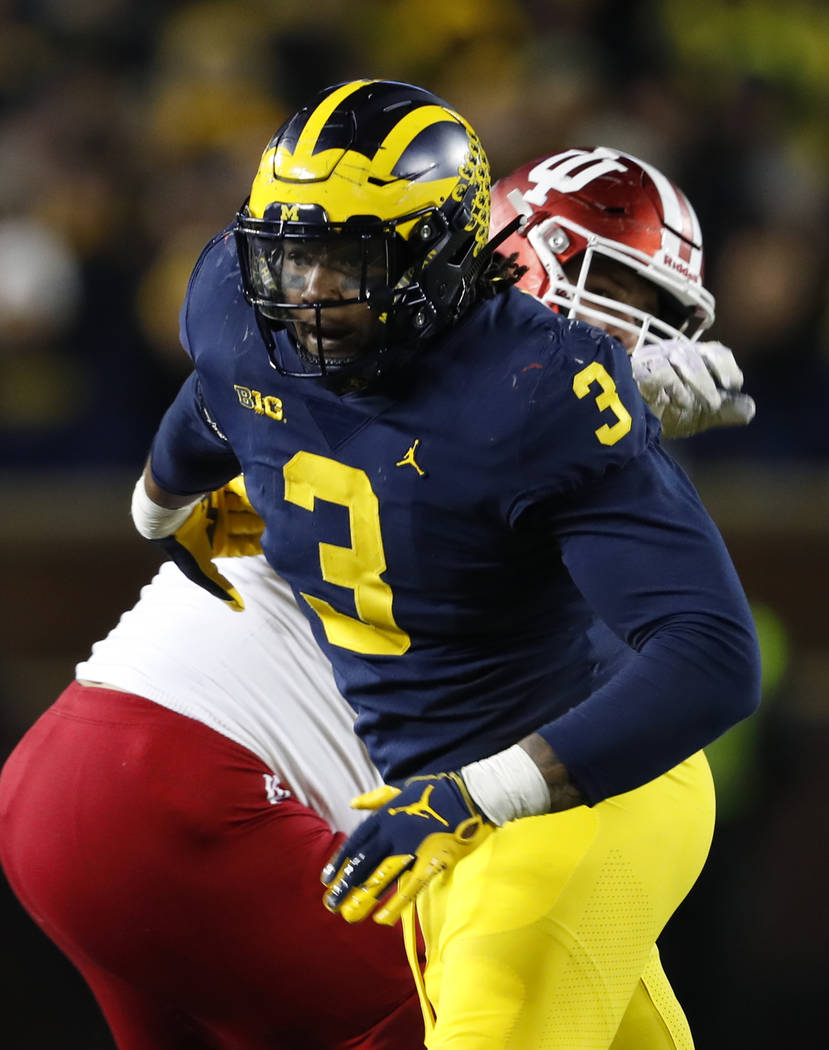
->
[489, 146, 756, 440]
[0, 481, 425, 1050]
[0, 148, 755, 1048]
[0, 84, 759, 1050]
[129, 78, 759, 1049]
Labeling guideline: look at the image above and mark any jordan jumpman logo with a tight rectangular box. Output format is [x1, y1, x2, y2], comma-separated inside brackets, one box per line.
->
[388, 785, 449, 826]
[395, 438, 425, 476]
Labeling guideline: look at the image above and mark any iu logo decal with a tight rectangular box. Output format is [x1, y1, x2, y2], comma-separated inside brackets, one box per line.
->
[523, 148, 628, 206]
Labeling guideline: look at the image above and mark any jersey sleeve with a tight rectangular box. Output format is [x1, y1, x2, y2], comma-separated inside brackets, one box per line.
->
[531, 443, 761, 804]
[152, 226, 242, 495]
[178, 226, 236, 362]
[506, 319, 660, 521]
[149, 371, 241, 496]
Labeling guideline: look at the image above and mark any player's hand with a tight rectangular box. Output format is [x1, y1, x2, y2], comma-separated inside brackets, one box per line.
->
[141, 476, 264, 611]
[321, 773, 493, 926]
[194, 475, 265, 559]
[631, 339, 756, 439]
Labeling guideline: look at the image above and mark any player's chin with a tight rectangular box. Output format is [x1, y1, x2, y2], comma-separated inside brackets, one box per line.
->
[294, 325, 369, 366]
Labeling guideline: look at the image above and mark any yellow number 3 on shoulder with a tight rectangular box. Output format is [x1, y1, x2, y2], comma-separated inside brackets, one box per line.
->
[572, 362, 632, 446]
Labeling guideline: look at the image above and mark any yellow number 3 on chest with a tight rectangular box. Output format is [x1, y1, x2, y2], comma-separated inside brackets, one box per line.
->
[283, 451, 411, 656]
[572, 362, 632, 446]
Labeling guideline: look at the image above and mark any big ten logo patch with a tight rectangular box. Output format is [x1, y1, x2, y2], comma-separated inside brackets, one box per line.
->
[234, 385, 285, 422]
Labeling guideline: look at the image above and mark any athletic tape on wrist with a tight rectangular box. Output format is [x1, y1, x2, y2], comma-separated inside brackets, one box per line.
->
[461, 744, 551, 826]
[131, 478, 200, 539]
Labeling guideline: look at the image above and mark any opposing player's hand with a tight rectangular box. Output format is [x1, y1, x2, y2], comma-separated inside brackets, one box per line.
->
[631, 339, 756, 439]
[196, 475, 265, 559]
[134, 475, 264, 612]
[321, 773, 493, 926]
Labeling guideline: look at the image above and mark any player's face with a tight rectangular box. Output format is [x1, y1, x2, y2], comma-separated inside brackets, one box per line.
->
[281, 240, 387, 362]
[564, 256, 661, 352]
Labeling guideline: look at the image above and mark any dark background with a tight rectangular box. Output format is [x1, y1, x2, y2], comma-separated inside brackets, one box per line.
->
[1, 1, 827, 1046]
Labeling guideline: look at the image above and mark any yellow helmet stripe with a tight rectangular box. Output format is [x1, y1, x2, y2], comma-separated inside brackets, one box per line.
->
[372, 105, 462, 181]
[294, 79, 376, 160]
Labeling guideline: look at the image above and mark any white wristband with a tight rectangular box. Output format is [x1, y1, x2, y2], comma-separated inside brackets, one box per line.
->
[461, 744, 551, 826]
[131, 477, 201, 540]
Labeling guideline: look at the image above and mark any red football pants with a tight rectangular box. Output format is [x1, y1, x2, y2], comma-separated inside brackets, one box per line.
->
[0, 682, 424, 1050]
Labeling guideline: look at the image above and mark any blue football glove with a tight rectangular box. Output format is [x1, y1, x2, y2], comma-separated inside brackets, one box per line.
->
[321, 773, 493, 926]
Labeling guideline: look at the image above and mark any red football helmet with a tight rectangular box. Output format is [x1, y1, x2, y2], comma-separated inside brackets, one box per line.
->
[490, 147, 715, 350]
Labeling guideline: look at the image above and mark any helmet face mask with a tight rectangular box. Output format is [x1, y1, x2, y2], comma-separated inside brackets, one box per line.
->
[491, 147, 715, 352]
[234, 79, 491, 381]
[235, 212, 403, 374]
[555, 234, 709, 351]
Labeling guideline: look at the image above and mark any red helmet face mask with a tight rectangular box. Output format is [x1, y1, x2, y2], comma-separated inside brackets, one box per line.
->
[490, 147, 715, 351]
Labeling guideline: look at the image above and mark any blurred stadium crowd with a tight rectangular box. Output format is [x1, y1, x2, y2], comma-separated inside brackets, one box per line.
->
[1, 0, 827, 471]
[0, 1, 827, 1047]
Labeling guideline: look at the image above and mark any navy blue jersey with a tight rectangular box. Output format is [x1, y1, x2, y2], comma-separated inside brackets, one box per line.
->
[150, 227, 761, 802]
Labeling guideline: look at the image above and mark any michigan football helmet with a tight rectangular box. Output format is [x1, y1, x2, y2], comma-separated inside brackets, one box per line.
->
[490, 146, 715, 351]
[235, 79, 492, 379]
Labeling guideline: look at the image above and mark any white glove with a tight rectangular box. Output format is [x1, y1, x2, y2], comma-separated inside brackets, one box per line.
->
[631, 340, 756, 439]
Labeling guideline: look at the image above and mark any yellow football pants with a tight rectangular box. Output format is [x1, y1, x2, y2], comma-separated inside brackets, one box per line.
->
[401, 751, 714, 1050]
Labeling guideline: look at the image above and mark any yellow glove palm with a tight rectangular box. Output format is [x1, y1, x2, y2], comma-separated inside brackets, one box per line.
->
[155, 476, 264, 611]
